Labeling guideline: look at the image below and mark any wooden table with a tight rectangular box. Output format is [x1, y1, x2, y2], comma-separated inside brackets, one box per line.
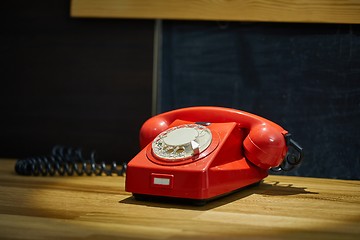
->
[0, 159, 359, 239]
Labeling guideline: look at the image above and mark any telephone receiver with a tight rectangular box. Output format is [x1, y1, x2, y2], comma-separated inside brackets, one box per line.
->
[125, 106, 303, 204]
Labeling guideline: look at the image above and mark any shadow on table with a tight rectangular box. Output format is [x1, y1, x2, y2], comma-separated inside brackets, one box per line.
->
[119, 180, 318, 210]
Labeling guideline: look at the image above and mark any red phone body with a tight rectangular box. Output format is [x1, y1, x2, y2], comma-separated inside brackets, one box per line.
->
[125, 106, 289, 203]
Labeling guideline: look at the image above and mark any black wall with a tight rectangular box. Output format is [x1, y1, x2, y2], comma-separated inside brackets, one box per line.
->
[160, 21, 360, 179]
[0, 1, 154, 162]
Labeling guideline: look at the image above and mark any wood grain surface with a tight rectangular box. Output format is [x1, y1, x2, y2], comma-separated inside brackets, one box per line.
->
[70, 0, 360, 24]
[0, 159, 359, 239]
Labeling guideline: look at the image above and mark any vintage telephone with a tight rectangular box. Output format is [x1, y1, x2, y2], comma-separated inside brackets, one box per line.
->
[125, 106, 303, 204]
[14, 106, 303, 205]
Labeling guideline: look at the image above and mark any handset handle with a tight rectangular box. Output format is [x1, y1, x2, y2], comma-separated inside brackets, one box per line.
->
[140, 106, 290, 169]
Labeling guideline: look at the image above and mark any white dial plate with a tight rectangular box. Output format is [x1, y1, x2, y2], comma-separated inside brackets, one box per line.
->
[152, 124, 212, 161]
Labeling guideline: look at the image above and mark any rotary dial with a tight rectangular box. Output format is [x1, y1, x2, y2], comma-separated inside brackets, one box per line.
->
[152, 124, 212, 161]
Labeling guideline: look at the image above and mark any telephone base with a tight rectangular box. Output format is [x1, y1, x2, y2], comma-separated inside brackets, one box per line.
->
[126, 121, 269, 203]
[132, 181, 262, 206]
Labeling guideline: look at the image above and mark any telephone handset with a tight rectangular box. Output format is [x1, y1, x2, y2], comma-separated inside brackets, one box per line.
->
[125, 106, 303, 204]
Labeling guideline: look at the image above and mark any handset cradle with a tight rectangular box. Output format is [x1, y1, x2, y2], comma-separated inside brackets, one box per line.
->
[125, 106, 303, 204]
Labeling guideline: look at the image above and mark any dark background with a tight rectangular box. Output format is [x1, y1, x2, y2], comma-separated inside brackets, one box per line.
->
[1, 1, 359, 180]
[160, 21, 360, 179]
[0, 1, 154, 163]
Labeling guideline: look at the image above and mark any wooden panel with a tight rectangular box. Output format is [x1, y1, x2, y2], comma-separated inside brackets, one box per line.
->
[71, 0, 360, 24]
[1, 159, 360, 239]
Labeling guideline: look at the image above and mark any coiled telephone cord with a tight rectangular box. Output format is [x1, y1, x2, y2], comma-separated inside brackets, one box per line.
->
[15, 146, 127, 176]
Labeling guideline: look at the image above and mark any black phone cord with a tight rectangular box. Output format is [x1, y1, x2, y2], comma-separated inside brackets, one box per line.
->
[14, 146, 127, 176]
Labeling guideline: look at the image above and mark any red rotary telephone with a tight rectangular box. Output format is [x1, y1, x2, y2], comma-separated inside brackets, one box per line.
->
[125, 106, 303, 204]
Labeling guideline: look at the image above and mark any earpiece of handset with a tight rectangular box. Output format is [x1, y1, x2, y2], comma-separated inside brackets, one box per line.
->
[243, 124, 288, 169]
[139, 116, 170, 149]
